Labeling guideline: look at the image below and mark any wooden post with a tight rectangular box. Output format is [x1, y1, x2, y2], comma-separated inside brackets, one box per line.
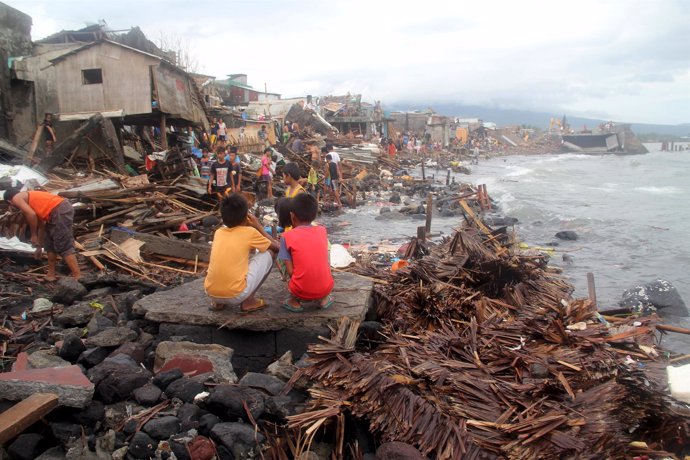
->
[425, 192, 433, 233]
[421, 149, 426, 180]
[0, 393, 59, 444]
[351, 183, 357, 209]
[587, 272, 597, 308]
[484, 184, 492, 210]
[160, 113, 168, 150]
[446, 168, 451, 186]
[417, 225, 426, 243]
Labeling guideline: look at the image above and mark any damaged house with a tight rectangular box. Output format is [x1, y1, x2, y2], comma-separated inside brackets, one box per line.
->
[1, 15, 209, 175]
[321, 94, 385, 138]
[12, 39, 208, 148]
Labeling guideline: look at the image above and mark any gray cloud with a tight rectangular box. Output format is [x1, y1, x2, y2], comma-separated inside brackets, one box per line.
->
[7, 0, 689, 124]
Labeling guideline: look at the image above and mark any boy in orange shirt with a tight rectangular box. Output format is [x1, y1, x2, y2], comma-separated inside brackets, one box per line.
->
[204, 193, 279, 312]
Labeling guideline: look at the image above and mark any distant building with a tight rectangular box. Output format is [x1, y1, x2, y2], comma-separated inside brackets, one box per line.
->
[320, 94, 384, 137]
[213, 74, 281, 106]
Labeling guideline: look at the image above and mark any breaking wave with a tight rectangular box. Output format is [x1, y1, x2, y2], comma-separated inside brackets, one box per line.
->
[634, 186, 683, 194]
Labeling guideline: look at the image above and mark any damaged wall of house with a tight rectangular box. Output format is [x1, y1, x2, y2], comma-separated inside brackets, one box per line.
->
[0, 1, 32, 142]
[52, 42, 159, 116]
[11, 43, 83, 143]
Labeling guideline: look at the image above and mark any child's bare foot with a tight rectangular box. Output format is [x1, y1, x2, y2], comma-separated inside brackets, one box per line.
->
[240, 297, 266, 312]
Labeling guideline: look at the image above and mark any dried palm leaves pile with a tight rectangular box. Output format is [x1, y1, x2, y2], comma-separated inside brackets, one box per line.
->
[284, 224, 690, 459]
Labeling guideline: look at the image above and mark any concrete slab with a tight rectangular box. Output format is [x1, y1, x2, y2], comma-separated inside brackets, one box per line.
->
[0, 365, 94, 408]
[133, 270, 371, 331]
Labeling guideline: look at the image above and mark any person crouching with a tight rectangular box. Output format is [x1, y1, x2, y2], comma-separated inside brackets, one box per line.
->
[204, 193, 278, 312]
[279, 193, 334, 312]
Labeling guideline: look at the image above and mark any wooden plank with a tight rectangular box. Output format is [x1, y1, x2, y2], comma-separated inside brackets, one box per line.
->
[0, 393, 59, 444]
[110, 228, 211, 262]
[425, 192, 433, 233]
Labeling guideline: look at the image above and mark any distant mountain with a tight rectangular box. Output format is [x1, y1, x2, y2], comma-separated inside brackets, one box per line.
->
[387, 102, 690, 137]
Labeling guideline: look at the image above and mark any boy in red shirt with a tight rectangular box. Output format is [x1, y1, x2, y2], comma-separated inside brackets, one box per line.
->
[279, 193, 333, 312]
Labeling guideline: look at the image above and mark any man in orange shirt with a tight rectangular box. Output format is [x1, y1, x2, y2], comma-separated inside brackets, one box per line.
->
[4, 187, 80, 281]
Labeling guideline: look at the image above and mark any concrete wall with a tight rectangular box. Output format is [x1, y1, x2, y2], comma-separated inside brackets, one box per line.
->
[0, 2, 32, 141]
[389, 112, 428, 136]
[0, 2, 32, 56]
[53, 42, 158, 115]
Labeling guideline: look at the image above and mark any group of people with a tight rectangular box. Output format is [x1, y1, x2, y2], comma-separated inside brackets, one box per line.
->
[203, 171, 333, 313]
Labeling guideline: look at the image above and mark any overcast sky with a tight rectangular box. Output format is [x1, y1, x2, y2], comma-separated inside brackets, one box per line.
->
[7, 0, 690, 124]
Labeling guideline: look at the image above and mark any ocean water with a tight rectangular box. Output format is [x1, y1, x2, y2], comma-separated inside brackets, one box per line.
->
[470, 144, 690, 310]
[327, 143, 690, 311]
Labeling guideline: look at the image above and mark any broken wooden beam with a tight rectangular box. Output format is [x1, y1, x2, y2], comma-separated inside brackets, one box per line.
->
[110, 228, 211, 262]
[38, 113, 103, 172]
[0, 393, 59, 444]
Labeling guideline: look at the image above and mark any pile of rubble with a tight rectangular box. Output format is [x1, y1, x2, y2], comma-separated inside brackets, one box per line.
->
[0, 271, 312, 459]
[277, 216, 690, 459]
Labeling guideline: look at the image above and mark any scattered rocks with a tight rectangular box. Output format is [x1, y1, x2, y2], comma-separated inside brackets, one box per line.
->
[87, 356, 152, 404]
[266, 350, 297, 381]
[109, 342, 146, 363]
[127, 431, 156, 459]
[86, 314, 115, 337]
[620, 278, 688, 317]
[238, 372, 286, 396]
[555, 230, 578, 241]
[133, 383, 162, 406]
[376, 441, 426, 460]
[57, 334, 85, 362]
[206, 384, 265, 421]
[210, 422, 266, 460]
[164, 376, 206, 403]
[72, 400, 105, 426]
[86, 326, 138, 347]
[31, 297, 54, 314]
[142, 415, 181, 440]
[198, 413, 222, 437]
[50, 421, 83, 446]
[51, 278, 87, 305]
[152, 367, 184, 390]
[177, 402, 204, 431]
[55, 301, 97, 327]
[77, 347, 109, 368]
[8, 433, 48, 460]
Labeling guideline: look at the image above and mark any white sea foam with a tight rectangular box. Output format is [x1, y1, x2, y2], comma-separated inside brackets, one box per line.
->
[505, 167, 533, 177]
[635, 186, 683, 194]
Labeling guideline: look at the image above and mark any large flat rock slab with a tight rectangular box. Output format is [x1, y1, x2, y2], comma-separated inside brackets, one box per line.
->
[133, 270, 371, 330]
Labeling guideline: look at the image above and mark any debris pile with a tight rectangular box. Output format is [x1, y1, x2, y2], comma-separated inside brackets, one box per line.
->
[281, 221, 690, 458]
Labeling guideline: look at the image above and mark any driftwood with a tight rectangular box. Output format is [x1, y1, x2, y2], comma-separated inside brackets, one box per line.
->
[277, 217, 690, 459]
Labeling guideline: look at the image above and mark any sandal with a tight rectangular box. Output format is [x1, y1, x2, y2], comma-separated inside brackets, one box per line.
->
[318, 296, 334, 310]
[240, 298, 267, 313]
[281, 298, 304, 313]
[209, 302, 225, 311]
